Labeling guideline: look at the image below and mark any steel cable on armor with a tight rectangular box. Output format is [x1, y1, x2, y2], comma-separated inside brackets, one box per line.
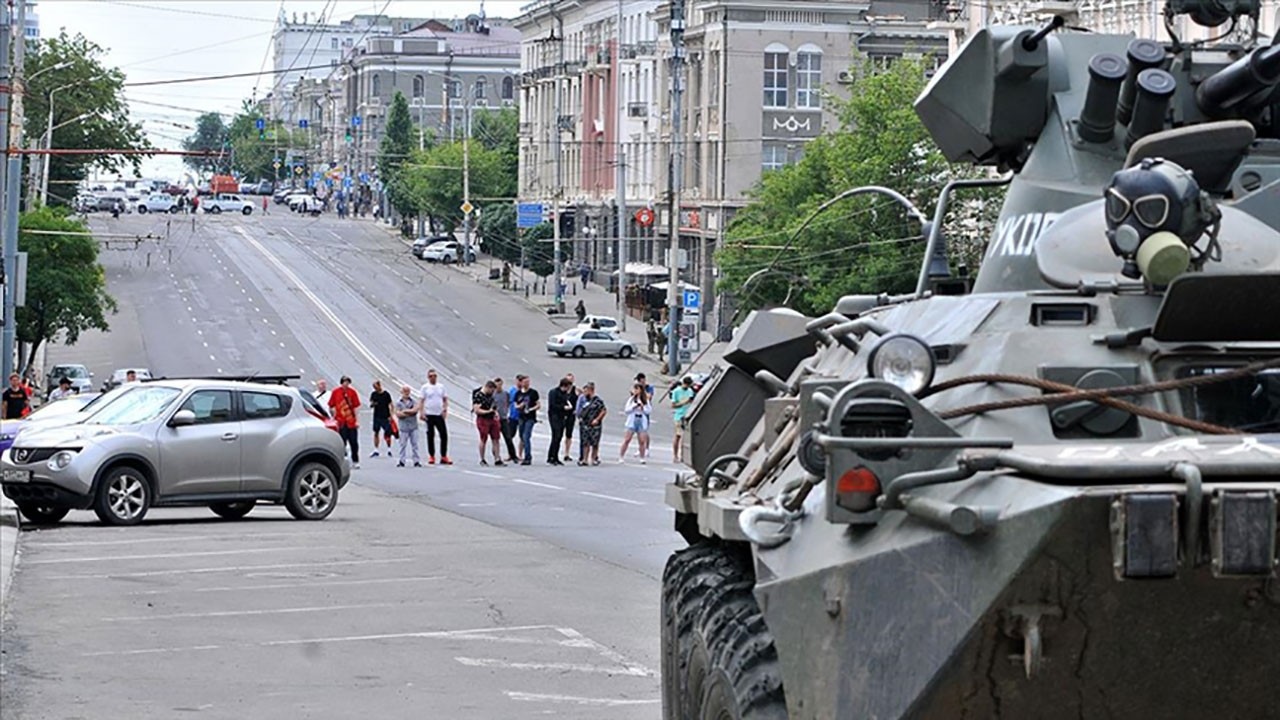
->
[928, 357, 1280, 433]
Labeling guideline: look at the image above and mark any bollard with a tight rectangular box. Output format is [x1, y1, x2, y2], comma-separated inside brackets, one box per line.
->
[146, 252, 151, 268]
[168, 248, 173, 264]
[525, 285, 530, 298]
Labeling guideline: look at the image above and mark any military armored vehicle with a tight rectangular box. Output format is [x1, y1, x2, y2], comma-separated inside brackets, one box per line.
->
[662, 2, 1280, 718]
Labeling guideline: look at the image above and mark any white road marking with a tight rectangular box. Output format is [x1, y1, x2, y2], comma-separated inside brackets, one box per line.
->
[502, 344, 510, 351]
[270, 329, 277, 335]
[463, 469, 501, 479]
[209, 354, 216, 361]
[115, 576, 446, 597]
[578, 491, 644, 506]
[260, 624, 557, 648]
[556, 627, 655, 676]
[456, 657, 653, 677]
[279, 342, 286, 347]
[46, 557, 415, 580]
[510, 478, 564, 491]
[504, 692, 659, 707]
[105, 602, 398, 622]
[289, 355, 295, 361]
[236, 226, 391, 377]
[25, 546, 339, 565]
[457, 502, 498, 507]
[29, 532, 304, 548]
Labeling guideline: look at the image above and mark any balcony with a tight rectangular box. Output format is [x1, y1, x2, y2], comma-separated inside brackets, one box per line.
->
[626, 102, 648, 119]
[519, 121, 533, 136]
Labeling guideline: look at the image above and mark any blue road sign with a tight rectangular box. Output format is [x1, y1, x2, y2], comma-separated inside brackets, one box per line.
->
[343, 177, 353, 189]
[255, 118, 265, 130]
[299, 119, 309, 129]
[683, 289, 701, 309]
[359, 172, 370, 183]
[517, 202, 544, 228]
[351, 115, 362, 127]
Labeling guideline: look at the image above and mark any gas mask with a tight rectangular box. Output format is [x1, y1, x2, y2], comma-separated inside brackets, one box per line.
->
[1104, 157, 1220, 285]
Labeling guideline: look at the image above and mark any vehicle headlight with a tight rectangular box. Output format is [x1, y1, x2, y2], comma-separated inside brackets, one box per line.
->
[867, 334, 936, 395]
[48, 449, 79, 471]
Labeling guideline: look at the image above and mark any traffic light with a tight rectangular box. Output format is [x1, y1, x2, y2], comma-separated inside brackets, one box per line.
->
[345, 131, 353, 143]
[558, 211, 575, 239]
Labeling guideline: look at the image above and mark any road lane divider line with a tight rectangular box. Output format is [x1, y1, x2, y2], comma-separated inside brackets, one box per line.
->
[27, 532, 306, 548]
[113, 575, 449, 597]
[22, 545, 340, 565]
[46, 557, 415, 580]
[234, 225, 391, 377]
[510, 478, 565, 491]
[463, 470, 502, 479]
[504, 692, 660, 707]
[577, 491, 644, 506]
[455, 657, 653, 677]
[103, 602, 400, 622]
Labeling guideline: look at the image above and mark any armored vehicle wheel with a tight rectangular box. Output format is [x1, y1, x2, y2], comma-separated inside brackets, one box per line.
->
[209, 501, 255, 519]
[16, 503, 69, 524]
[662, 542, 786, 719]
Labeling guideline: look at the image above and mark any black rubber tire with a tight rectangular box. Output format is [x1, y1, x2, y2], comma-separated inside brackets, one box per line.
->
[137, 206, 148, 214]
[16, 503, 69, 524]
[662, 543, 787, 720]
[241, 206, 252, 215]
[209, 501, 255, 519]
[211, 206, 223, 214]
[92, 465, 152, 526]
[284, 461, 338, 520]
[571, 346, 586, 358]
[168, 206, 180, 214]
[620, 345, 634, 359]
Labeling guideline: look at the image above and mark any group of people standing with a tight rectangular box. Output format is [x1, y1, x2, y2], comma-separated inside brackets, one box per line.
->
[313, 369, 701, 470]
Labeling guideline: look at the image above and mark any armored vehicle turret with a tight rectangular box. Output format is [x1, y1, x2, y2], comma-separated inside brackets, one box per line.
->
[661, 3, 1280, 718]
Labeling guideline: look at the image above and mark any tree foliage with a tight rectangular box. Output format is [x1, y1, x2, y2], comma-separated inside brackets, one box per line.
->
[182, 113, 229, 172]
[23, 31, 150, 206]
[397, 141, 510, 233]
[223, 101, 302, 182]
[379, 91, 413, 177]
[716, 56, 997, 316]
[16, 208, 117, 369]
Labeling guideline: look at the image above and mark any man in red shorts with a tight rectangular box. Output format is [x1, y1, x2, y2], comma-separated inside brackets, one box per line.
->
[472, 380, 504, 466]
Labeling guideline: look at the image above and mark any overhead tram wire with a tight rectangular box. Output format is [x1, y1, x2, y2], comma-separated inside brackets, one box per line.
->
[123, 62, 340, 88]
[252, 0, 287, 102]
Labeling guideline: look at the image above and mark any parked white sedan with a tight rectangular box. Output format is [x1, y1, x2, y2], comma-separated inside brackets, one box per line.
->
[547, 328, 637, 358]
[204, 193, 254, 215]
[137, 194, 179, 214]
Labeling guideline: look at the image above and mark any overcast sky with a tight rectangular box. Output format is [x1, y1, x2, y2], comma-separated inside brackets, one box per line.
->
[34, 0, 526, 181]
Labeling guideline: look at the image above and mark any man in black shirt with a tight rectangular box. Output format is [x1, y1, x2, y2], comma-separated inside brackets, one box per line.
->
[472, 381, 504, 466]
[2, 373, 28, 420]
[369, 380, 394, 458]
[545, 377, 575, 466]
[513, 377, 540, 466]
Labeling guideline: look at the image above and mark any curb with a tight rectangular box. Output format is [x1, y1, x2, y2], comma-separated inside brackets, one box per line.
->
[0, 494, 20, 617]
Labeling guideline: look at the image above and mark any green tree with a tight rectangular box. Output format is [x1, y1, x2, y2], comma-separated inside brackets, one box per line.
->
[182, 113, 229, 172]
[16, 208, 117, 369]
[478, 202, 521, 263]
[225, 102, 299, 181]
[470, 107, 518, 198]
[380, 92, 416, 218]
[716, 56, 992, 316]
[398, 141, 509, 232]
[521, 222, 569, 277]
[23, 32, 150, 207]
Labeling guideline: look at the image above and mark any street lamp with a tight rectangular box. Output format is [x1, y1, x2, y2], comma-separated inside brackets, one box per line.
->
[39, 74, 107, 205]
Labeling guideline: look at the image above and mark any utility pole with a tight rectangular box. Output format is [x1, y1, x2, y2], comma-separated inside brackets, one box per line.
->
[462, 97, 472, 265]
[3, 0, 28, 379]
[666, 0, 685, 376]
[552, 14, 565, 314]
[614, 0, 627, 332]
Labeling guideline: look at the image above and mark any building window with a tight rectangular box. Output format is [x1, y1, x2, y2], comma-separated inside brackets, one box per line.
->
[331, 37, 339, 50]
[475, 77, 487, 100]
[763, 48, 788, 108]
[869, 54, 897, 72]
[501, 76, 514, 100]
[371, 74, 381, 97]
[796, 49, 822, 108]
[412, 75, 424, 98]
[402, 21, 413, 32]
[762, 144, 787, 172]
[448, 80, 462, 99]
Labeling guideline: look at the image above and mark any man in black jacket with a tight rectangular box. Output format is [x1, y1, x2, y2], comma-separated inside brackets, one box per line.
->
[545, 376, 574, 466]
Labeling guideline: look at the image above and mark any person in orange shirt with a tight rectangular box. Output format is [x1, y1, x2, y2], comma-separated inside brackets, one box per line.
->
[328, 375, 362, 468]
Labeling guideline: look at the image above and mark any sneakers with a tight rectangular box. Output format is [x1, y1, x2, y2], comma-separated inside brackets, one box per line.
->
[494, 460, 505, 467]
[396, 461, 405, 467]
[371, 451, 380, 458]
[441, 456, 453, 465]
[352, 463, 361, 469]
[413, 462, 422, 467]
[428, 457, 436, 465]
[480, 459, 489, 466]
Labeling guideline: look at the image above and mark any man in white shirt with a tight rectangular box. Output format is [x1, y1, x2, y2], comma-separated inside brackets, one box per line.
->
[314, 379, 331, 408]
[419, 369, 451, 465]
[48, 377, 76, 402]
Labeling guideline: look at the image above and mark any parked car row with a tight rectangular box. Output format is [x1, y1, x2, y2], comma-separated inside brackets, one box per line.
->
[412, 236, 476, 263]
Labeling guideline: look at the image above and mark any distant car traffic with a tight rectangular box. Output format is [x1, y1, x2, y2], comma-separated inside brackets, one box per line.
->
[204, 193, 254, 215]
[420, 240, 475, 264]
[0, 379, 350, 526]
[45, 363, 93, 397]
[137, 194, 180, 214]
[547, 328, 637, 358]
[103, 367, 152, 391]
[577, 315, 620, 331]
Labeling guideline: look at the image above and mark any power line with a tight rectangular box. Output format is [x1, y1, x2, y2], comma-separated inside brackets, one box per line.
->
[123, 62, 337, 88]
[98, 1, 277, 24]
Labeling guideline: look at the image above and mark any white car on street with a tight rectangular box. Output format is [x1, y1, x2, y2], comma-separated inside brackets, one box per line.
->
[137, 194, 179, 214]
[547, 327, 636, 358]
[288, 194, 323, 215]
[420, 240, 475, 264]
[204, 193, 254, 215]
[577, 315, 620, 332]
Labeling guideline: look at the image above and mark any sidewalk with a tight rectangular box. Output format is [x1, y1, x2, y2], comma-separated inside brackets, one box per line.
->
[1, 493, 18, 617]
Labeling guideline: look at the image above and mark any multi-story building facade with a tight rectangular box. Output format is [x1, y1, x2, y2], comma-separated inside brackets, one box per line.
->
[516, 0, 666, 285]
[339, 16, 521, 179]
[268, 11, 438, 125]
[23, 1, 37, 41]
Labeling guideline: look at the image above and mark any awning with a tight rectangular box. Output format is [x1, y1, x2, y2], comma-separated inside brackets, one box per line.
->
[613, 262, 669, 276]
[648, 280, 701, 291]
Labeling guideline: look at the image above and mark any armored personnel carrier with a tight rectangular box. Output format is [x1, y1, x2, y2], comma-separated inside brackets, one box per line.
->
[662, 2, 1280, 718]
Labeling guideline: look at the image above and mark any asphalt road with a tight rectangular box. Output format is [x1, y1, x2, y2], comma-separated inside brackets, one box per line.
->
[2, 209, 688, 719]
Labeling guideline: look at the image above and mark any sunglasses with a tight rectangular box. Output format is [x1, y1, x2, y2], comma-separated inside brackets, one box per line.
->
[1106, 188, 1169, 230]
